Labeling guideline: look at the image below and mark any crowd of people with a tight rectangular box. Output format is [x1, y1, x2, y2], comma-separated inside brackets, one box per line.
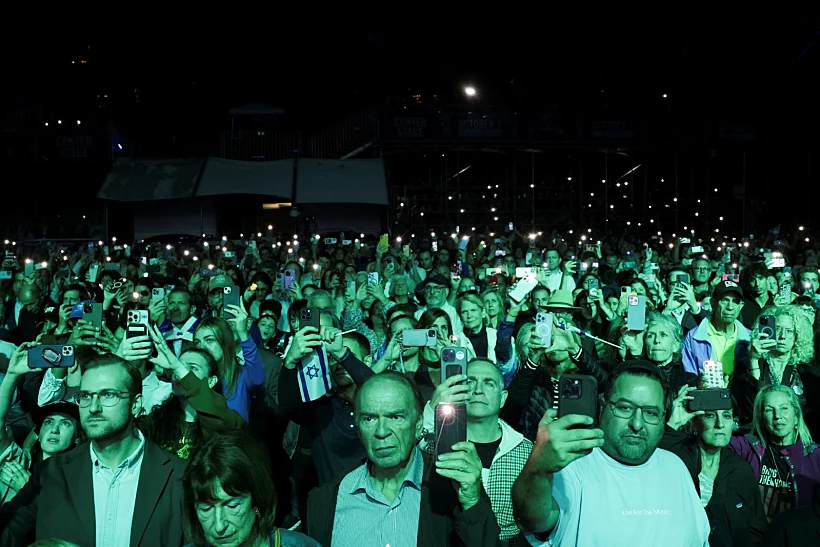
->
[0, 226, 819, 546]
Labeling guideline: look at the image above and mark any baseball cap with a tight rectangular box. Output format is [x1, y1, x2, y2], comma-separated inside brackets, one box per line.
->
[423, 273, 450, 289]
[208, 274, 232, 292]
[713, 280, 744, 301]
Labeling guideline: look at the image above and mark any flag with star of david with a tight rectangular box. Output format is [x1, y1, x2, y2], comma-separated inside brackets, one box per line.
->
[297, 347, 332, 402]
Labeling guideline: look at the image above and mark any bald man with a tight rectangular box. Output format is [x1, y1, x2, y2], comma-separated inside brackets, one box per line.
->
[14, 284, 45, 344]
[424, 358, 534, 545]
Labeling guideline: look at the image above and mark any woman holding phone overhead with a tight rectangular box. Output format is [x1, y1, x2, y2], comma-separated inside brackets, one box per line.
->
[0, 343, 84, 505]
[120, 325, 245, 459]
[662, 385, 767, 546]
[734, 305, 819, 434]
[192, 301, 265, 423]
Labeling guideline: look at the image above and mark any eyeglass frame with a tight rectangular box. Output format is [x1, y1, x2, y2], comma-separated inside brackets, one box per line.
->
[424, 285, 447, 293]
[74, 389, 133, 408]
[606, 399, 664, 425]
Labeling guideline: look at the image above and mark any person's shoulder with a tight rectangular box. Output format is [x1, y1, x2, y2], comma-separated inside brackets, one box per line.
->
[278, 528, 324, 547]
[652, 448, 692, 475]
[144, 440, 187, 473]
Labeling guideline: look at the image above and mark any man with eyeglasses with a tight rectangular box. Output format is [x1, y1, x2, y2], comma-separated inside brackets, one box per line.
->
[690, 258, 714, 295]
[0, 355, 186, 546]
[413, 273, 463, 335]
[512, 361, 710, 546]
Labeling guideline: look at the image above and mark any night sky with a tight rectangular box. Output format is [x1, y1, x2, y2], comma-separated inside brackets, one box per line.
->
[2, 14, 819, 233]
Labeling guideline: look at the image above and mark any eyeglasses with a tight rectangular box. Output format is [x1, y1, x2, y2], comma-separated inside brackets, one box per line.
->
[424, 286, 446, 293]
[607, 400, 663, 425]
[776, 327, 796, 336]
[694, 267, 710, 271]
[209, 289, 224, 297]
[74, 389, 131, 408]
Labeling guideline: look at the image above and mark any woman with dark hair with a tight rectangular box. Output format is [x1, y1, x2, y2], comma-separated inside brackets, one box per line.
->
[131, 326, 245, 459]
[182, 431, 320, 547]
[0, 344, 85, 504]
[663, 385, 767, 546]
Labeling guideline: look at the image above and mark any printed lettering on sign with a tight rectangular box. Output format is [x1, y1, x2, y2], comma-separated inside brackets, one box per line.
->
[56, 136, 93, 159]
[393, 118, 427, 138]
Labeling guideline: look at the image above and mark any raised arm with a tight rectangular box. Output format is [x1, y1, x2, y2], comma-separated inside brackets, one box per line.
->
[512, 411, 603, 536]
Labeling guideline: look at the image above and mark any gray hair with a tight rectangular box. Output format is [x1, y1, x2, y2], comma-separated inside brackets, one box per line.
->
[644, 311, 684, 360]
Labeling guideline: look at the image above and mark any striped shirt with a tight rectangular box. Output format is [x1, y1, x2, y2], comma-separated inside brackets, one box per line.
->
[331, 446, 424, 547]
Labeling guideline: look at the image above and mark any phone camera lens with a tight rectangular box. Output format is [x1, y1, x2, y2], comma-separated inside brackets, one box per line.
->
[83, 303, 92, 313]
[428, 329, 436, 337]
[442, 349, 455, 362]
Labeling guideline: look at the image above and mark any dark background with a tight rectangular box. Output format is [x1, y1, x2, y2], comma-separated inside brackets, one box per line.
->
[2, 14, 819, 239]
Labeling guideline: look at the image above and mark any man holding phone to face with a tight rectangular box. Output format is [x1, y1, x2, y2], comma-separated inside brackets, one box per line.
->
[422, 359, 534, 546]
[512, 362, 710, 546]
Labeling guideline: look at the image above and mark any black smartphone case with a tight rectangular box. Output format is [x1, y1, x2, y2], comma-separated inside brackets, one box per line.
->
[558, 374, 599, 428]
[686, 389, 733, 411]
[434, 403, 467, 456]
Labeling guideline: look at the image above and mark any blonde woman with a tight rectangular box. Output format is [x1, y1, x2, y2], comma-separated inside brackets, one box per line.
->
[728, 385, 820, 522]
[735, 305, 817, 432]
[481, 289, 505, 329]
[502, 322, 577, 441]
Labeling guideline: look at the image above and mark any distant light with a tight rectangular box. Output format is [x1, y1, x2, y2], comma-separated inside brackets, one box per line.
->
[57, 120, 62, 125]
[714, 188, 718, 192]
[464, 86, 477, 97]
[117, 144, 122, 150]
[567, 176, 572, 181]
[44, 123, 48, 127]
[76, 120, 81, 125]
[800, 226, 805, 231]
[720, 217, 724, 221]
[662, 94, 668, 98]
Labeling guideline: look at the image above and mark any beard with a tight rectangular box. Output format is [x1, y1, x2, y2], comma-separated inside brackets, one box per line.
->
[607, 429, 653, 463]
[82, 413, 131, 442]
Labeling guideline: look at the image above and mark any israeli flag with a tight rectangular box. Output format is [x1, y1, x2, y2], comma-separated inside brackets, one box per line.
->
[297, 347, 332, 403]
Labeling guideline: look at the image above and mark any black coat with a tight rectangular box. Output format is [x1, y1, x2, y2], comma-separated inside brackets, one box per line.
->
[761, 483, 820, 546]
[660, 425, 767, 547]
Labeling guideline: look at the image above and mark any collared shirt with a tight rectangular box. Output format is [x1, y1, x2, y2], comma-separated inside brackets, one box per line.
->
[91, 429, 146, 547]
[331, 446, 424, 547]
[706, 320, 739, 376]
[163, 316, 199, 356]
[543, 269, 576, 293]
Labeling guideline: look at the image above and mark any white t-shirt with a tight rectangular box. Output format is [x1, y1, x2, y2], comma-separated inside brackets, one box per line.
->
[526, 447, 710, 547]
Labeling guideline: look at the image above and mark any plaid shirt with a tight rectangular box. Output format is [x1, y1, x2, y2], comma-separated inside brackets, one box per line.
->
[423, 417, 532, 546]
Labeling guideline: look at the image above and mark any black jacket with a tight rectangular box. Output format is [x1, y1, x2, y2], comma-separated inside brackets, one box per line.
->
[660, 425, 767, 547]
[306, 450, 501, 547]
[762, 483, 820, 546]
[573, 347, 697, 397]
